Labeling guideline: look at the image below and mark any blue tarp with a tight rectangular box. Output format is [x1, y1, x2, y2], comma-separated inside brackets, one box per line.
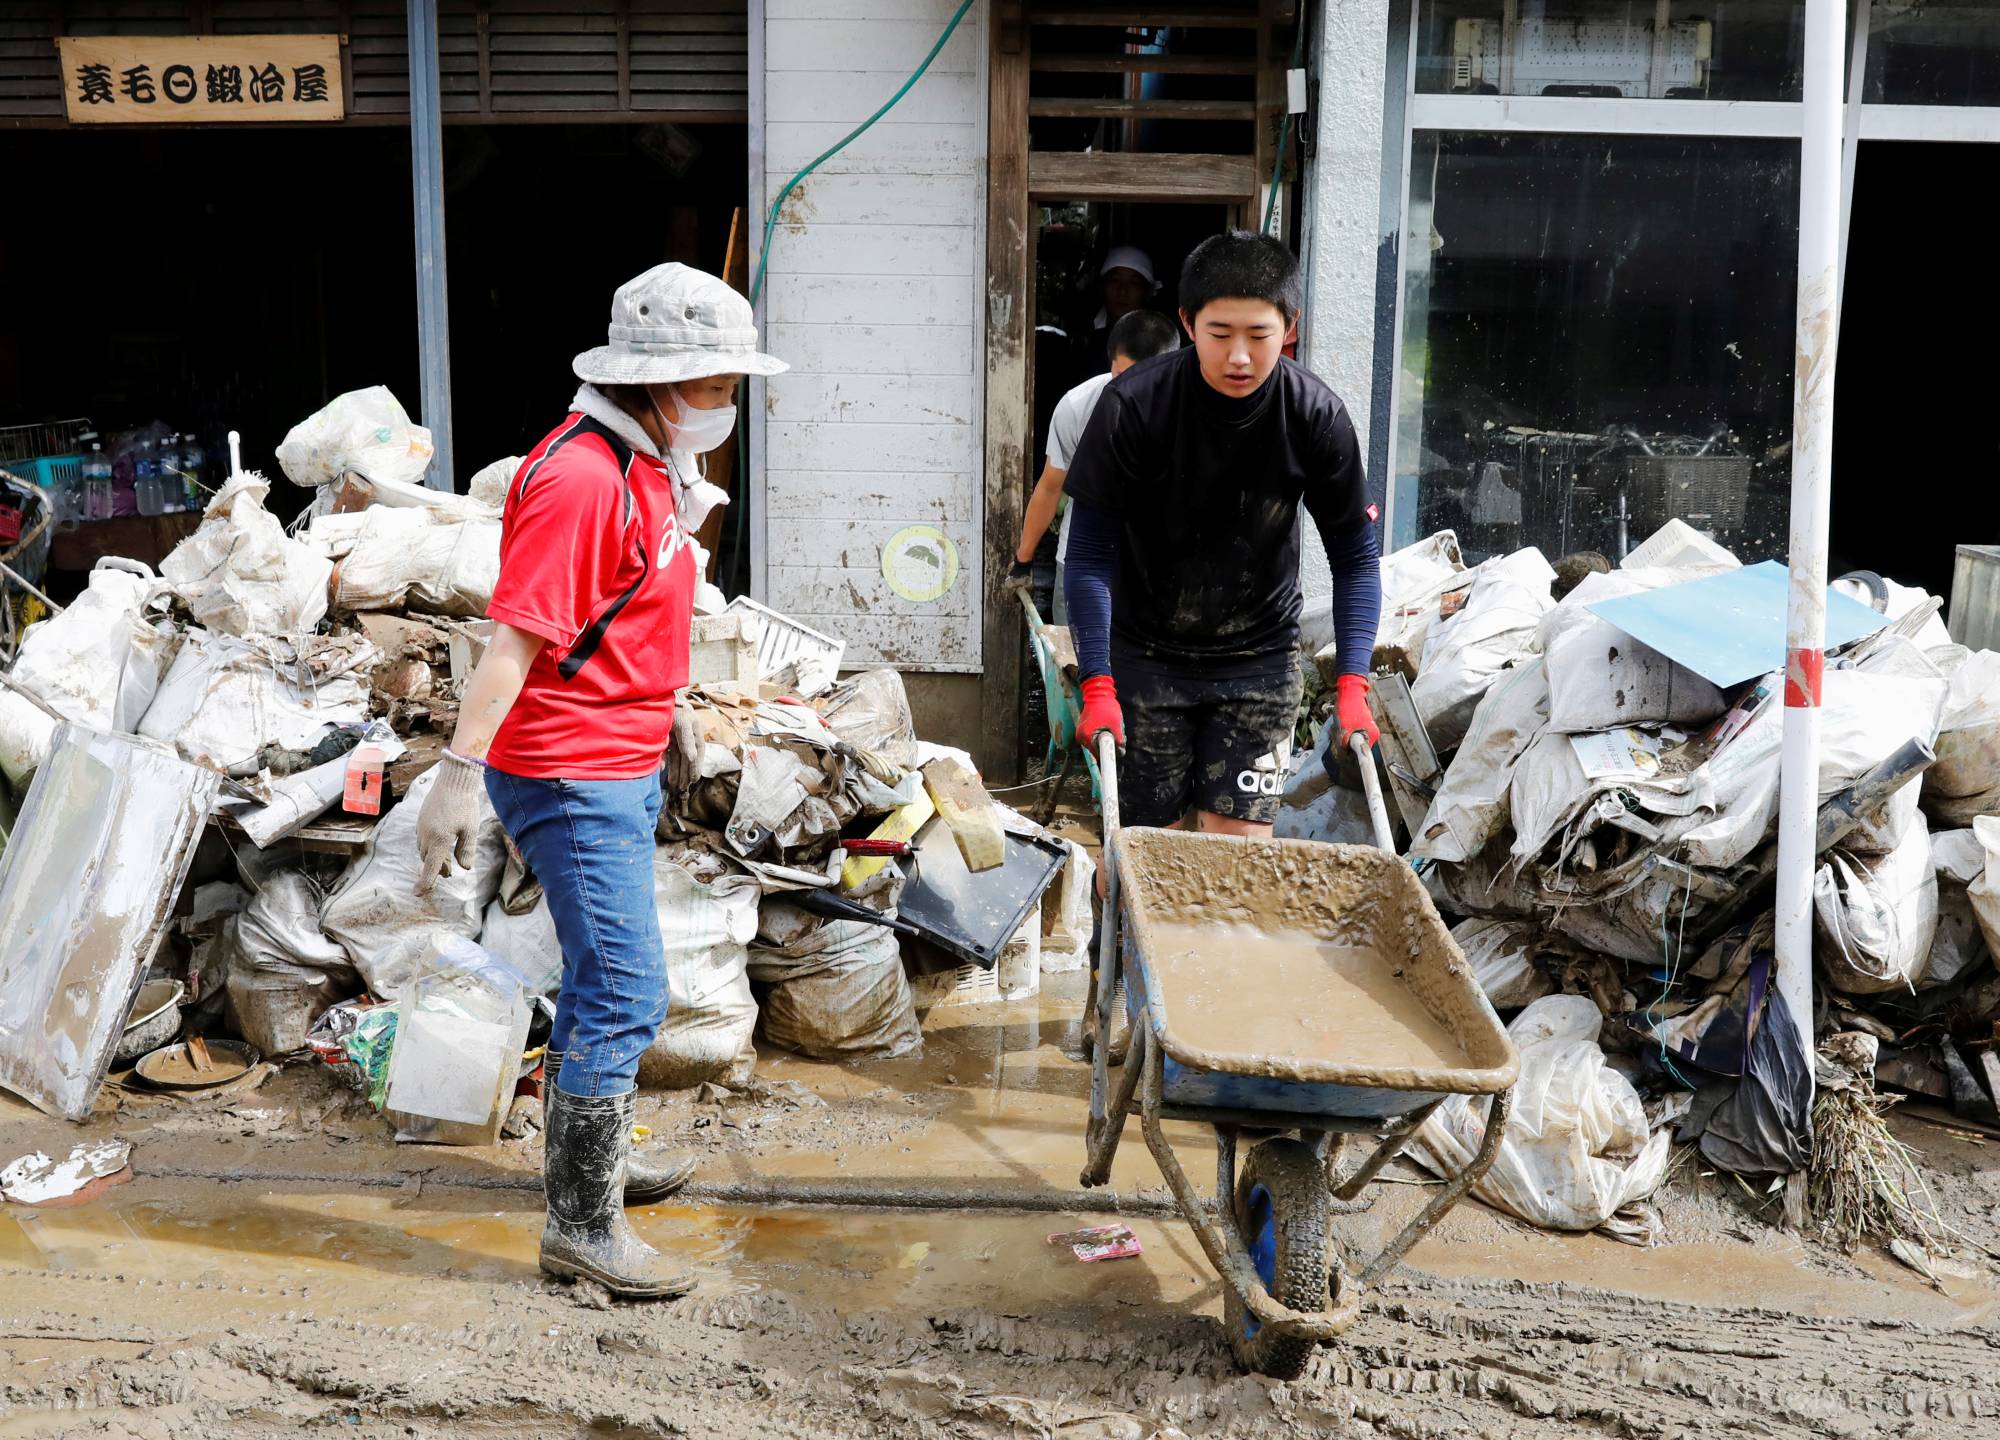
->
[1586, 560, 1890, 689]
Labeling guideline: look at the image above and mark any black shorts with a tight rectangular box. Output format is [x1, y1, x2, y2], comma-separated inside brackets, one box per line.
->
[1118, 664, 1303, 828]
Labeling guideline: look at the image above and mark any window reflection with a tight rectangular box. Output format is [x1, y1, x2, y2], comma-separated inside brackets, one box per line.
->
[1416, 1, 1806, 101]
[1394, 132, 1800, 563]
[1867, 0, 2000, 105]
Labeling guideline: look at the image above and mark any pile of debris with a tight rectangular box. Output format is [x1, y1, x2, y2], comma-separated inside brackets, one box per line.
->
[1288, 519, 2000, 1246]
[0, 388, 1086, 1145]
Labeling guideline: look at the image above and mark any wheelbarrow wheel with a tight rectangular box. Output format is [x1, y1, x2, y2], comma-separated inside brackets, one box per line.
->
[1224, 1137, 1329, 1381]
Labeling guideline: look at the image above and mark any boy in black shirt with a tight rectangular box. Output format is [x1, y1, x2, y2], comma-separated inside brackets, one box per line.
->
[1062, 231, 1383, 833]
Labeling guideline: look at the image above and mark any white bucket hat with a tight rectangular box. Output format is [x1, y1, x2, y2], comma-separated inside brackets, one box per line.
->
[572, 262, 787, 386]
[1100, 244, 1158, 290]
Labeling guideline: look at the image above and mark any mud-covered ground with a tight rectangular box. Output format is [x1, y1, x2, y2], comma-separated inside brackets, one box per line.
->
[5, 975, 2000, 1439]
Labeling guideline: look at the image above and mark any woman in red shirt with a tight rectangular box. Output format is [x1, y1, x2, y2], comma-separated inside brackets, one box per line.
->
[413, 263, 784, 1299]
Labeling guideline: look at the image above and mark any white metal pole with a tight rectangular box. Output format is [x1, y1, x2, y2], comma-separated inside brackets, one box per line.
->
[1775, 0, 1845, 1087]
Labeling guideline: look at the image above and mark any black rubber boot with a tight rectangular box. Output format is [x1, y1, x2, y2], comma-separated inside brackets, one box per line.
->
[540, 1088, 694, 1299]
[545, 1057, 695, 1205]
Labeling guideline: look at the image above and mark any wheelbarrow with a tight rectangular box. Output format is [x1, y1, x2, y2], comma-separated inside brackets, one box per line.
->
[1016, 587, 1100, 825]
[1078, 730, 1521, 1378]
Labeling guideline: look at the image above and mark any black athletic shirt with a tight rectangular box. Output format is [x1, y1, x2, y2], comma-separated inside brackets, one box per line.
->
[1060, 345, 1370, 676]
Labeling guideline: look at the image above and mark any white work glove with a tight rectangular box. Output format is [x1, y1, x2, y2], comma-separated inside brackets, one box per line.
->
[414, 750, 485, 897]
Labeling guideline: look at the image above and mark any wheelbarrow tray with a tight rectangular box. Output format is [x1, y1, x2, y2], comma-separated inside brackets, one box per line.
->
[1114, 829, 1518, 1123]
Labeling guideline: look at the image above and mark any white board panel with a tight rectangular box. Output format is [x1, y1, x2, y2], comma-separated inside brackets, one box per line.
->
[766, 470, 977, 523]
[764, 323, 974, 376]
[769, 517, 980, 573]
[763, 223, 974, 277]
[765, 372, 976, 424]
[767, 71, 979, 127]
[785, 613, 982, 671]
[761, 2, 985, 674]
[769, 173, 982, 229]
[766, 20, 978, 76]
[765, 122, 975, 176]
[766, 421, 973, 473]
[768, 0, 968, 20]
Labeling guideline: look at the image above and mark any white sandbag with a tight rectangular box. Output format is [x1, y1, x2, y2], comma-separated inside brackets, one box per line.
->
[320, 764, 507, 993]
[477, 893, 563, 995]
[1308, 530, 1465, 667]
[749, 904, 922, 1061]
[0, 563, 176, 789]
[277, 384, 435, 491]
[1924, 827, 1991, 989]
[138, 630, 374, 771]
[1832, 573, 1955, 653]
[1926, 649, 2000, 825]
[1452, 918, 1557, 1009]
[639, 859, 761, 1090]
[1373, 540, 1478, 678]
[223, 871, 360, 1055]
[1969, 816, 2000, 961]
[1619, 519, 1739, 575]
[312, 507, 500, 618]
[1410, 658, 1550, 864]
[1409, 995, 1673, 1235]
[1409, 548, 1556, 752]
[1543, 569, 1727, 734]
[1038, 839, 1097, 973]
[816, 668, 917, 769]
[467, 455, 522, 510]
[1813, 813, 1938, 995]
[160, 474, 331, 638]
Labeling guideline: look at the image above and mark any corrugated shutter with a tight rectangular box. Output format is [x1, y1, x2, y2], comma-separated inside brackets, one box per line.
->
[2, 0, 745, 124]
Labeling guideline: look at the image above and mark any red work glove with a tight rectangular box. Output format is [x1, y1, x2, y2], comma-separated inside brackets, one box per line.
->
[1077, 674, 1125, 752]
[1335, 674, 1379, 749]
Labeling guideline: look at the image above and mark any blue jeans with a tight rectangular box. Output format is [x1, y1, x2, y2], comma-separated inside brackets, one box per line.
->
[485, 768, 665, 1099]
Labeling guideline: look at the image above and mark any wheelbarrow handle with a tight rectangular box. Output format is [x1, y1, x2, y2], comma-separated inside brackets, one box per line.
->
[1351, 731, 1398, 855]
[1095, 730, 1121, 844]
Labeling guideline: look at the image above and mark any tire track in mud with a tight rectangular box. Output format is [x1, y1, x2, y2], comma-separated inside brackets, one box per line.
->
[3, 1261, 1997, 1438]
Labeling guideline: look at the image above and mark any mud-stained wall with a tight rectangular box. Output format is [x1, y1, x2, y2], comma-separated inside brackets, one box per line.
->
[760, 0, 988, 672]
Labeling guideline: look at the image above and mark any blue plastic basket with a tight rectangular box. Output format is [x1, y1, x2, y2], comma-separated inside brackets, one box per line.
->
[0, 453, 79, 489]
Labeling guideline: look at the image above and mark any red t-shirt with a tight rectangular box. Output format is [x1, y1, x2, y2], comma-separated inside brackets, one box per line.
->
[485, 413, 698, 780]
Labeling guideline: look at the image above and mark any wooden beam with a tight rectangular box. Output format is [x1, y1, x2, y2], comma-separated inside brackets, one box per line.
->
[1028, 96, 1255, 120]
[980, 2, 1030, 785]
[1029, 150, 1257, 202]
[1030, 53, 1256, 75]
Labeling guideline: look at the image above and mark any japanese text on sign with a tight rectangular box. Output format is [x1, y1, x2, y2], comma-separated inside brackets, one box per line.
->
[56, 36, 344, 125]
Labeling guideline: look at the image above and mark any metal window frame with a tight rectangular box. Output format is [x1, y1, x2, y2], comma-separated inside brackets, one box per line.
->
[1378, 0, 2000, 545]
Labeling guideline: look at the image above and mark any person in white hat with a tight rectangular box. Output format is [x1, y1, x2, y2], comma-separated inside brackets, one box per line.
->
[1081, 244, 1160, 376]
[412, 262, 784, 1300]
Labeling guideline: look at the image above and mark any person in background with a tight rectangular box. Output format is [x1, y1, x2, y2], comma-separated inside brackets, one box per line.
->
[1078, 244, 1160, 377]
[1063, 230, 1383, 838]
[1009, 310, 1183, 623]
[413, 263, 785, 1301]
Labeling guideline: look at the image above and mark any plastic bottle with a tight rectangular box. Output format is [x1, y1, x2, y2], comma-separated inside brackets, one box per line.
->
[57, 433, 95, 523]
[82, 440, 114, 522]
[133, 438, 164, 517]
[179, 433, 205, 512]
[156, 433, 181, 512]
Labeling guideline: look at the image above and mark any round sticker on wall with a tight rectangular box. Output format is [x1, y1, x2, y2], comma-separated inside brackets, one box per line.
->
[880, 525, 959, 603]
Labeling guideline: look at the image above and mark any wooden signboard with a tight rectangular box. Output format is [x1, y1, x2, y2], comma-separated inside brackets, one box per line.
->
[55, 35, 345, 125]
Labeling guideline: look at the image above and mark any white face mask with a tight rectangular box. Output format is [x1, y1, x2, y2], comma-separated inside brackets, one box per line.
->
[652, 385, 737, 454]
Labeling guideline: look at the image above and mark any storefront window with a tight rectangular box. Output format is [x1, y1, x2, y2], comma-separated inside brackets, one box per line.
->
[1865, 0, 2000, 104]
[1393, 132, 1799, 562]
[1415, 1, 1806, 101]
